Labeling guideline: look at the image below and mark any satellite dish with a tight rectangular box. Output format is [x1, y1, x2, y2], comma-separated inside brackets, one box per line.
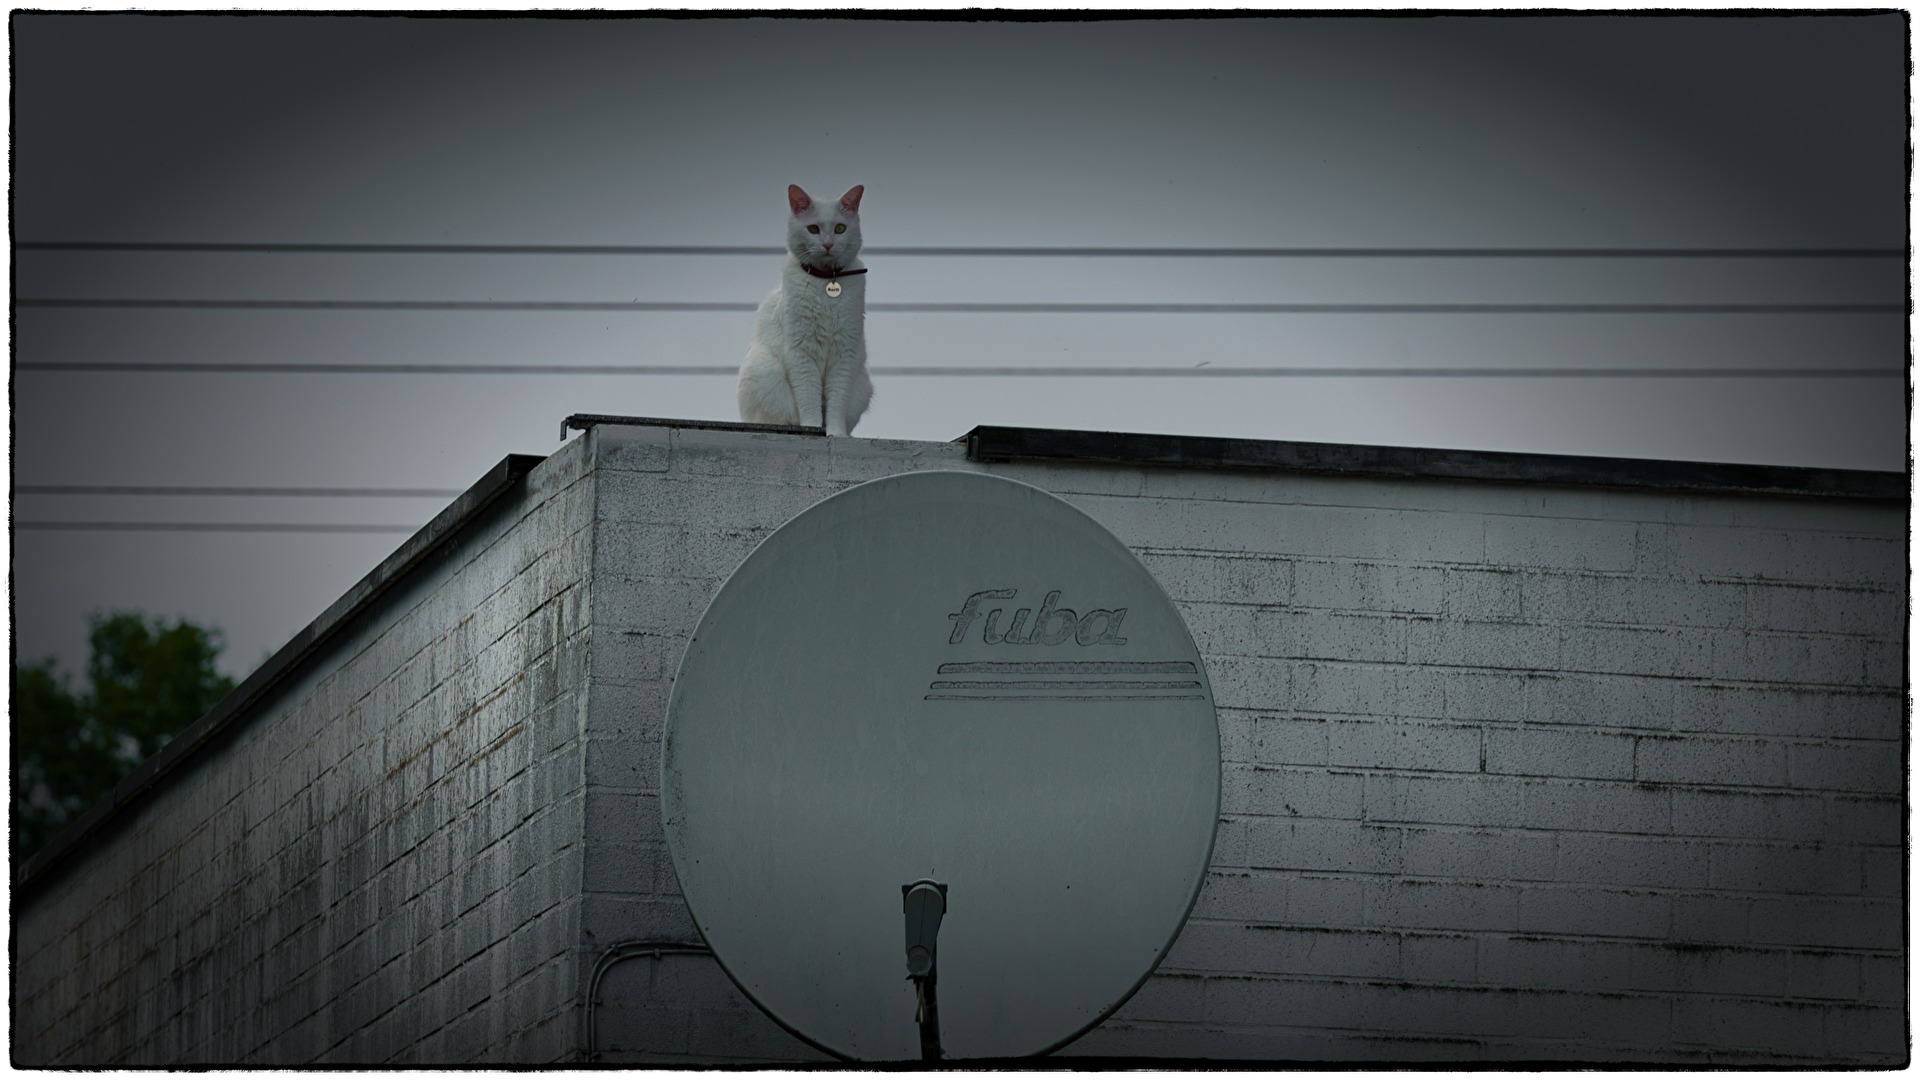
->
[661, 471, 1220, 1061]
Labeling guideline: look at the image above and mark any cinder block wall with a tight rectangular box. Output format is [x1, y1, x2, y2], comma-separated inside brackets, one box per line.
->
[582, 425, 1904, 1066]
[14, 440, 598, 1065]
[16, 422, 1904, 1066]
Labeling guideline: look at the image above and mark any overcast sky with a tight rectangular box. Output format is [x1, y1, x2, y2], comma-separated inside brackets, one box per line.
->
[12, 13, 1908, 680]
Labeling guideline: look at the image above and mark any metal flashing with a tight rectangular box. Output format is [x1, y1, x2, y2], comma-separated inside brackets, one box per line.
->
[962, 425, 1905, 501]
[562, 413, 824, 440]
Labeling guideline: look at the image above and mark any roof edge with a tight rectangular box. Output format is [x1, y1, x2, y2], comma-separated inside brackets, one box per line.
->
[16, 453, 547, 895]
[962, 425, 1906, 501]
[561, 413, 823, 440]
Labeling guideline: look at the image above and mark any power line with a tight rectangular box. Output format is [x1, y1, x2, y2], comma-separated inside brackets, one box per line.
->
[12, 241, 1908, 258]
[14, 299, 1904, 315]
[16, 484, 464, 497]
[15, 521, 419, 533]
[15, 362, 1903, 378]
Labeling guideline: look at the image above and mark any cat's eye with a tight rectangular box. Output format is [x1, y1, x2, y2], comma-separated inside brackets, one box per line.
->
[833, 223, 847, 234]
[806, 225, 820, 234]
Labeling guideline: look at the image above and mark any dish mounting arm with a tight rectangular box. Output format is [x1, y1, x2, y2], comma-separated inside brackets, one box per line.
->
[902, 879, 948, 1061]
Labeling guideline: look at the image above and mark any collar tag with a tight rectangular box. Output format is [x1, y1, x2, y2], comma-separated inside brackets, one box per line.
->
[826, 280, 843, 297]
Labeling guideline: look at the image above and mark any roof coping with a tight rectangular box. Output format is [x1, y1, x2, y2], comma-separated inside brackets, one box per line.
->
[961, 425, 1905, 501]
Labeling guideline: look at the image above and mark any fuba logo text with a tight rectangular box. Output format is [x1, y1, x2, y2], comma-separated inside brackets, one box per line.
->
[946, 589, 1129, 646]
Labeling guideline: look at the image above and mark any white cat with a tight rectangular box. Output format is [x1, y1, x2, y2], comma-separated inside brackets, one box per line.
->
[736, 183, 874, 436]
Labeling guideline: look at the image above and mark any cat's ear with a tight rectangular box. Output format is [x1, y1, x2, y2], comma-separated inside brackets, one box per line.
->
[787, 185, 813, 215]
[838, 185, 865, 214]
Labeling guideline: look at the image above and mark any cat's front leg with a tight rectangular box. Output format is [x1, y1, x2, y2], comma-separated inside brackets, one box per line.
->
[789, 362, 826, 429]
[823, 387, 850, 437]
[821, 357, 860, 432]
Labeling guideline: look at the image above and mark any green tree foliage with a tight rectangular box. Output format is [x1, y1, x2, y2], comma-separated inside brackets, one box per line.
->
[14, 612, 237, 860]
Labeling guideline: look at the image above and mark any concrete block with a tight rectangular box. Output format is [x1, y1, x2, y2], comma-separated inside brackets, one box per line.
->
[1722, 495, 1902, 536]
[825, 434, 968, 483]
[1401, 931, 1477, 983]
[1782, 950, 1861, 1001]
[1860, 845, 1900, 897]
[1477, 935, 1638, 993]
[1528, 672, 1675, 731]
[1401, 827, 1554, 882]
[991, 458, 1149, 498]
[1520, 777, 1671, 835]
[1222, 763, 1364, 820]
[1707, 841, 1861, 895]
[1561, 623, 1686, 678]
[1664, 524, 1794, 581]
[1136, 461, 1323, 506]
[1409, 618, 1557, 671]
[1744, 582, 1902, 637]
[583, 790, 663, 848]
[1189, 870, 1289, 923]
[668, 427, 830, 485]
[1203, 654, 1289, 710]
[1671, 788, 1824, 842]
[1367, 773, 1525, 829]
[1245, 819, 1402, 875]
[1071, 495, 1486, 564]
[1137, 551, 1237, 604]
[1209, 555, 1293, 613]
[1820, 1004, 1906, 1063]
[1710, 628, 1872, 687]
[1485, 514, 1636, 572]
[1486, 727, 1633, 780]
[1747, 897, 1901, 950]
[1859, 955, 1905, 1004]
[1636, 734, 1787, 787]
[1553, 834, 1710, 888]
[1516, 885, 1670, 939]
[597, 521, 767, 583]
[593, 425, 672, 473]
[1216, 707, 1257, 764]
[1295, 560, 1444, 614]
[1210, 818, 1250, 868]
[596, 472, 821, 531]
[1107, 973, 1206, 1024]
[1511, 987, 1675, 1046]
[1785, 533, 1904, 588]
[582, 840, 662, 895]
[1327, 718, 1480, 773]
[1285, 874, 1369, 929]
[1262, 609, 1408, 663]
[592, 575, 719, 636]
[583, 731, 662, 794]
[1443, 567, 1523, 620]
[1669, 683, 1895, 740]
[1673, 998, 1825, 1057]
[1674, 895, 1758, 945]
[1785, 741, 1901, 794]
[1199, 974, 1359, 1032]
[1176, 601, 1262, 657]
[1860, 638, 1902, 689]
[1477, 484, 1619, 521]
[585, 679, 670, 740]
[577, 894, 698, 949]
[1182, 923, 1405, 980]
[1295, 661, 1443, 719]
[1636, 940, 1791, 998]
[1364, 879, 1522, 932]
[1443, 671, 1526, 723]
[1824, 795, 1901, 846]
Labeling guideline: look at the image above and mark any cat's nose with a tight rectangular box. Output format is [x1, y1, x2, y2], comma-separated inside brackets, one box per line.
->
[822, 240, 834, 251]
